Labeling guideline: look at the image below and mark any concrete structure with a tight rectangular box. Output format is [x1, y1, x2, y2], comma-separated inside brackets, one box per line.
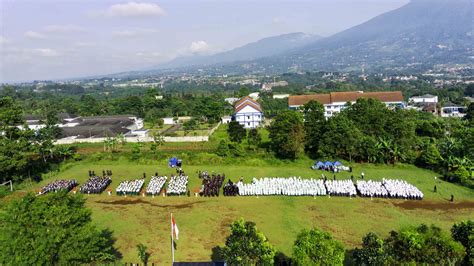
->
[162, 116, 192, 125]
[273, 94, 290, 99]
[233, 96, 263, 129]
[409, 94, 438, 104]
[288, 91, 404, 118]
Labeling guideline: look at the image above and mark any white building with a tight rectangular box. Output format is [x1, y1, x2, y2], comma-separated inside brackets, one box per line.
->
[441, 104, 466, 118]
[409, 94, 438, 104]
[224, 97, 240, 105]
[273, 94, 290, 99]
[248, 92, 260, 100]
[288, 91, 405, 118]
[233, 96, 264, 129]
[221, 116, 232, 124]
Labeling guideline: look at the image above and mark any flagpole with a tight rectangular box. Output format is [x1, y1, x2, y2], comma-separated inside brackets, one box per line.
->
[170, 213, 175, 264]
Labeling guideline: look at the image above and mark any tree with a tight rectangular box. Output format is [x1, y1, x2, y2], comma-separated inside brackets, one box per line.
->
[451, 220, 474, 265]
[0, 192, 117, 264]
[417, 143, 442, 170]
[227, 121, 246, 143]
[247, 128, 262, 149]
[464, 103, 474, 123]
[353, 233, 387, 266]
[115, 133, 127, 149]
[292, 228, 345, 266]
[150, 132, 164, 159]
[268, 111, 305, 159]
[237, 87, 250, 98]
[183, 118, 199, 135]
[319, 114, 362, 162]
[216, 140, 230, 157]
[384, 224, 465, 264]
[0, 97, 54, 183]
[222, 218, 275, 265]
[137, 243, 150, 266]
[303, 100, 326, 158]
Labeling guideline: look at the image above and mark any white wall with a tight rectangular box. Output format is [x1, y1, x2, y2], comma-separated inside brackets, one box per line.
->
[234, 105, 263, 129]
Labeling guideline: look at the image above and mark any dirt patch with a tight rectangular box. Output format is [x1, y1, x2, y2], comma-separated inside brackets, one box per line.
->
[394, 200, 474, 210]
[95, 198, 205, 209]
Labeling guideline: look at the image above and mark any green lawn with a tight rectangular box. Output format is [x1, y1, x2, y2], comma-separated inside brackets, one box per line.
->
[5, 158, 472, 264]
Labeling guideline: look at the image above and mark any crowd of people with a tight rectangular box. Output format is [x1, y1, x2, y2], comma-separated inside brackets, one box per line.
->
[325, 180, 357, 197]
[200, 172, 225, 197]
[146, 176, 167, 195]
[223, 179, 239, 196]
[80, 175, 111, 194]
[40, 179, 77, 194]
[382, 179, 424, 199]
[356, 180, 389, 198]
[167, 175, 188, 195]
[237, 177, 327, 196]
[116, 179, 145, 195]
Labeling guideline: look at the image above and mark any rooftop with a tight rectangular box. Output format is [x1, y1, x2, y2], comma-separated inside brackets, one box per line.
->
[288, 91, 403, 106]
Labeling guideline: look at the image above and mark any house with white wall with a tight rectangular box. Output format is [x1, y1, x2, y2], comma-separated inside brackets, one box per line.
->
[233, 96, 264, 129]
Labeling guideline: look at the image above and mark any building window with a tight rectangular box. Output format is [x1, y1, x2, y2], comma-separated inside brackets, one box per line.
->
[247, 122, 250, 126]
[247, 116, 250, 119]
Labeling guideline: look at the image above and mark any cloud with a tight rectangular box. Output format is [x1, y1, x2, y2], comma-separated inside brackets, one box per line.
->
[189, 41, 210, 54]
[24, 31, 46, 39]
[112, 28, 159, 37]
[74, 41, 96, 47]
[0, 36, 9, 44]
[105, 2, 165, 17]
[43, 24, 85, 34]
[33, 48, 61, 57]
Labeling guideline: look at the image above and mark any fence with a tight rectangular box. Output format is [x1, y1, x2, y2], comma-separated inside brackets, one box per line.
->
[54, 122, 221, 144]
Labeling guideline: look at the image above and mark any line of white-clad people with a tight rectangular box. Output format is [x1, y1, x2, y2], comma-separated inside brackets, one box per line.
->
[382, 178, 424, 200]
[166, 175, 188, 195]
[235, 177, 423, 199]
[237, 177, 327, 196]
[356, 180, 388, 198]
[80, 176, 112, 194]
[146, 176, 167, 195]
[39, 179, 78, 195]
[116, 179, 145, 195]
[325, 179, 357, 196]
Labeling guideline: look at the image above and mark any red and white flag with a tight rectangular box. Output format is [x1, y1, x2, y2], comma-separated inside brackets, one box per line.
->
[172, 216, 179, 240]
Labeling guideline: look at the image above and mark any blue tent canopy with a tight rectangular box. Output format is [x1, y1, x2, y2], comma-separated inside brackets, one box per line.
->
[168, 157, 178, 167]
[315, 161, 324, 168]
[324, 161, 334, 167]
[333, 161, 343, 166]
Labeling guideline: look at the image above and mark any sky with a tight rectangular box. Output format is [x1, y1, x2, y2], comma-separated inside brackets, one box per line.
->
[0, 0, 409, 82]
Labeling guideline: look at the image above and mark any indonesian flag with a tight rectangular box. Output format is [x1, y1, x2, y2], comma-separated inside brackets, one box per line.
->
[172, 216, 179, 240]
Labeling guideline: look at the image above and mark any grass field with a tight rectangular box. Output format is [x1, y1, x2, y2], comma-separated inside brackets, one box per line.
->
[4, 158, 473, 264]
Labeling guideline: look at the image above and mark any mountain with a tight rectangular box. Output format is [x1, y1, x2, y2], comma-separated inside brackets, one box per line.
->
[154, 32, 322, 69]
[248, 0, 473, 73]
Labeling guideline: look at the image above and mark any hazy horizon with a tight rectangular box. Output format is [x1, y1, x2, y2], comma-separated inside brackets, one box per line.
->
[0, 0, 409, 83]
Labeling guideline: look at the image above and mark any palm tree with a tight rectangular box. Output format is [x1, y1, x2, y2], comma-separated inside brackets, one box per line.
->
[137, 243, 149, 265]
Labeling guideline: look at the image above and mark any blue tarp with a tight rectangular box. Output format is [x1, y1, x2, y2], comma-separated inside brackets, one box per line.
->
[333, 161, 343, 166]
[315, 161, 324, 168]
[324, 161, 334, 167]
[169, 157, 178, 167]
